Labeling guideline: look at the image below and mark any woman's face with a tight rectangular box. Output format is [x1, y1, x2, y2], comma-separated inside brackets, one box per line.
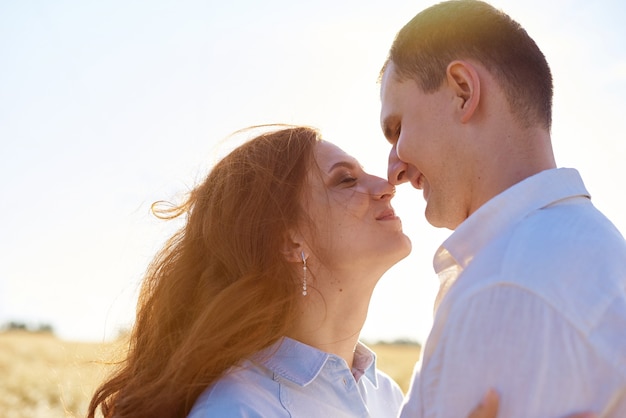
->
[302, 140, 411, 277]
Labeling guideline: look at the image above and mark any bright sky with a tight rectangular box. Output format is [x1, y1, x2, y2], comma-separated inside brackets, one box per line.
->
[1, 0, 625, 343]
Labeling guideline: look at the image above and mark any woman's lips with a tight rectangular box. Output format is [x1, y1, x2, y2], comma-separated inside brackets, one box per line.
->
[376, 208, 399, 221]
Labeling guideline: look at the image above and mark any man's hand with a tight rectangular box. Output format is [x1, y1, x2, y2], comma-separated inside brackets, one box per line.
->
[467, 390, 597, 418]
[468, 389, 499, 418]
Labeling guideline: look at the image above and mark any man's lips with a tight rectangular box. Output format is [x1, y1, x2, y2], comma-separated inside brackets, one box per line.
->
[411, 173, 425, 190]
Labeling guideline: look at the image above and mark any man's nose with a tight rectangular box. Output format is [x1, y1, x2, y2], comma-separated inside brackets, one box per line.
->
[388, 144, 410, 185]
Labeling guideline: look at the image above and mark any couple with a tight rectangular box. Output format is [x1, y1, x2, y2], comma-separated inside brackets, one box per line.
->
[88, 1, 626, 417]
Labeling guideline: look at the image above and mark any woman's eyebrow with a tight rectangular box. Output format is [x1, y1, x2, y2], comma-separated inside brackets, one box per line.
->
[327, 160, 361, 174]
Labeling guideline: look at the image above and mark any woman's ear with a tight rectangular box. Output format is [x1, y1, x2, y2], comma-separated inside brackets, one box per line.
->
[281, 230, 306, 263]
[446, 60, 481, 123]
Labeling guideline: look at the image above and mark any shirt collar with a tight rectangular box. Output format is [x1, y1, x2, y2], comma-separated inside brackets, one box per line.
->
[254, 337, 378, 388]
[352, 342, 378, 385]
[435, 168, 590, 274]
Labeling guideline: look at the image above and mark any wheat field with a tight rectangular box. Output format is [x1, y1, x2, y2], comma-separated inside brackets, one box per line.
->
[0, 331, 420, 418]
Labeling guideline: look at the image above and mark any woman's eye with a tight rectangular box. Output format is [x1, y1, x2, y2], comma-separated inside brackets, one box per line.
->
[340, 176, 357, 184]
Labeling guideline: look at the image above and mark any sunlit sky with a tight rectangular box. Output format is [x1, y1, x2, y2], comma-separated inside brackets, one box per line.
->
[1, 0, 625, 343]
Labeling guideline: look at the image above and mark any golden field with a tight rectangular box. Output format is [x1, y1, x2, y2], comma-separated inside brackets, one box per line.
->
[0, 331, 420, 418]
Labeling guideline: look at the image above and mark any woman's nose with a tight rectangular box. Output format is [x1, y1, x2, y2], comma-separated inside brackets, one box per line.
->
[372, 178, 396, 200]
[387, 144, 410, 185]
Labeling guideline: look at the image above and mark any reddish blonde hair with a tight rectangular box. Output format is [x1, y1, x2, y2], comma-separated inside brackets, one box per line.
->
[88, 126, 320, 418]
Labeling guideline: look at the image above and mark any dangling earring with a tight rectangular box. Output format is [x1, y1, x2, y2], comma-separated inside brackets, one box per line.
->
[301, 251, 307, 296]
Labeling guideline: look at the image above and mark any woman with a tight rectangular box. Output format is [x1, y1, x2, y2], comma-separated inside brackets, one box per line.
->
[87, 125, 570, 417]
[88, 124, 413, 417]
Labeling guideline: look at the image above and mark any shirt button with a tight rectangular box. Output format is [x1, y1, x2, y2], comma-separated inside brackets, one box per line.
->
[342, 378, 347, 385]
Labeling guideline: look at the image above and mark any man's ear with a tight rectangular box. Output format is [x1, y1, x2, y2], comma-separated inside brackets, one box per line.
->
[446, 60, 480, 123]
[280, 230, 307, 263]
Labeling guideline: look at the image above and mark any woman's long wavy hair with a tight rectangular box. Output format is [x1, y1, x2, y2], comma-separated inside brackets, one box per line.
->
[88, 125, 320, 418]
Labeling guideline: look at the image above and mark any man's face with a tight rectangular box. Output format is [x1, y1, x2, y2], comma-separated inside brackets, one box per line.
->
[379, 62, 470, 230]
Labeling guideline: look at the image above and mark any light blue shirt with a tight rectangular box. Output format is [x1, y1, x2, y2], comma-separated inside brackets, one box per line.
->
[188, 337, 403, 417]
[401, 168, 626, 418]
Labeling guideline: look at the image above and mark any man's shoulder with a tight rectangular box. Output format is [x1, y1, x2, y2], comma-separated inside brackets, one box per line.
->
[522, 196, 625, 246]
[445, 199, 626, 342]
[504, 199, 626, 284]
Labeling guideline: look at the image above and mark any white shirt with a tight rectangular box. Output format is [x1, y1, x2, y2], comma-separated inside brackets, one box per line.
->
[400, 168, 626, 418]
[188, 337, 403, 417]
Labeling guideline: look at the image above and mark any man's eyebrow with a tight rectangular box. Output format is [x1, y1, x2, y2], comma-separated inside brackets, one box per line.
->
[381, 117, 397, 144]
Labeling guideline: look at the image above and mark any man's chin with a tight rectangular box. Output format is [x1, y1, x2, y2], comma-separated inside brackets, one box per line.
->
[424, 206, 453, 230]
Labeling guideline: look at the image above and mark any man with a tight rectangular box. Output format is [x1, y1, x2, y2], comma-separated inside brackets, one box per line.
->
[379, 1, 626, 417]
